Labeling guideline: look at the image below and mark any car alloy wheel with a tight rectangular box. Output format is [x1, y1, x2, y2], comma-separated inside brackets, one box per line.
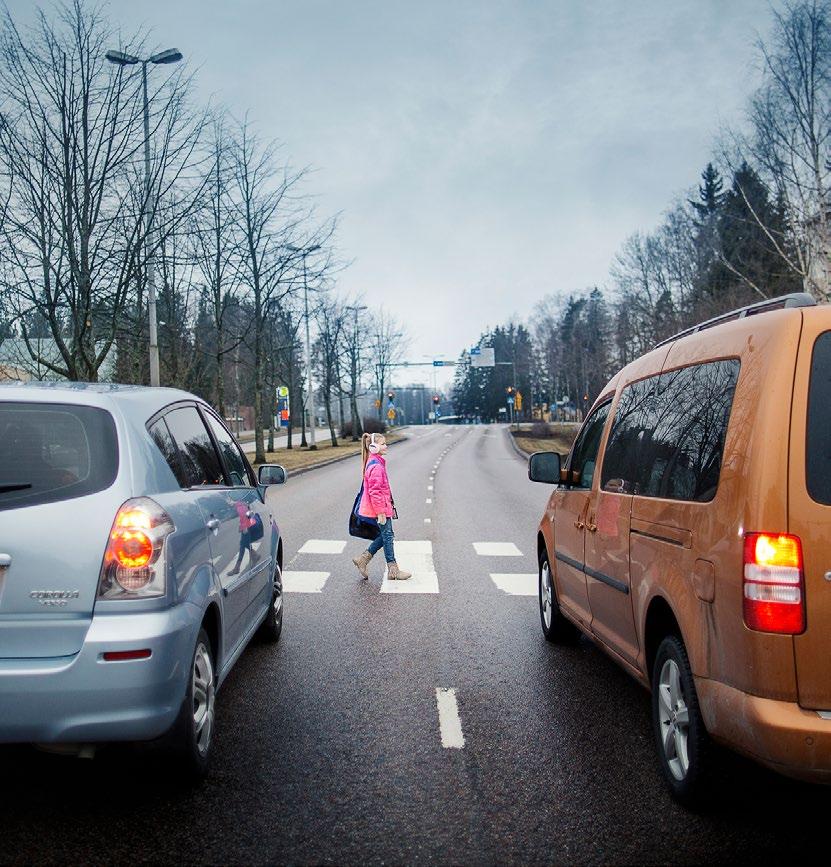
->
[657, 657, 690, 781]
[192, 639, 215, 758]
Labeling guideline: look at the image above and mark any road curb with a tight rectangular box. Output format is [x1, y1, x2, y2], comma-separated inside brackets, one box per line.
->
[505, 427, 530, 463]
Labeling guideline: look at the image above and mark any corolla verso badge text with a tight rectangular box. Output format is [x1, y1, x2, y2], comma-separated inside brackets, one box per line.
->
[29, 590, 80, 607]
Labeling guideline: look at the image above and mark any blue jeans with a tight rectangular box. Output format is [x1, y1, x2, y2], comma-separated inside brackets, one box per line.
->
[367, 519, 395, 563]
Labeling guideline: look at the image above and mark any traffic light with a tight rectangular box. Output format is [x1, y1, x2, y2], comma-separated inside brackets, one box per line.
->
[506, 385, 514, 396]
[387, 391, 395, 402]
[432, 395, 440, 405]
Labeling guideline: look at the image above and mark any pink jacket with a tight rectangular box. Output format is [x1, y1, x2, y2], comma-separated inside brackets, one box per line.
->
[358, 456, 393, 519]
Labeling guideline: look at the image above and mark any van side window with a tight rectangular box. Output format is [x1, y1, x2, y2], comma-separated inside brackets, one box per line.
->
[567, 401, 611, 489]
[806, 330, 831, 505]
[602, 360, 739, 502]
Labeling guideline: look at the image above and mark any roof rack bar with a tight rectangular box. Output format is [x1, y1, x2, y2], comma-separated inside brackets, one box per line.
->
[654, 292, 817, 349]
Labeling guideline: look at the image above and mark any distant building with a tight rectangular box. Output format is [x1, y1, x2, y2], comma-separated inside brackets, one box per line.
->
[0, 337, 116, 382]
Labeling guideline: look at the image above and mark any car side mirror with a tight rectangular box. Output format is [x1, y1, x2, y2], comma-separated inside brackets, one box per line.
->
[258, 464, 287, 485]
[528, 451, 561, 484]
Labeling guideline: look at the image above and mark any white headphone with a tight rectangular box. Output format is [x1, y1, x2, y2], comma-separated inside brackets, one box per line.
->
[368, 433, 382, 454]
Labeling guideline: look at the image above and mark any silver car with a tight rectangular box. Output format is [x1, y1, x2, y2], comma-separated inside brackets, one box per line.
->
[0, 383, 286, 774]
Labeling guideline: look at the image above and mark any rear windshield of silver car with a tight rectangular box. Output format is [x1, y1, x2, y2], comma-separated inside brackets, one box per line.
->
[807, 331, 831, 505]
[0, 402, 118, 511]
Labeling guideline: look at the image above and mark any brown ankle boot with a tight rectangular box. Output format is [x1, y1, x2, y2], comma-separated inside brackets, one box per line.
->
[352, 550, 373, 579]
[387, 562, 411, 580]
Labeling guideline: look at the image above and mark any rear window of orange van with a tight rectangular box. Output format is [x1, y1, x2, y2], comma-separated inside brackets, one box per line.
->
[807, 331, 831, 505]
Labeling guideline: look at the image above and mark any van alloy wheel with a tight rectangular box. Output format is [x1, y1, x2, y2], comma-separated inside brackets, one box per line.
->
[540, 560, 554, 631]
[657, 658, 690, 781]
[538, 552, 579, 644]
[192, 640, 215, 757]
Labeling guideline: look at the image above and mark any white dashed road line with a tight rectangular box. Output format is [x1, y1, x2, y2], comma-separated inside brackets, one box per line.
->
[298, 539, 347, 554]
[490, 573, 537, 596]
[473, 542, 523, 557]
[282, 571, 330, 593]
[435, 688, 465, 749]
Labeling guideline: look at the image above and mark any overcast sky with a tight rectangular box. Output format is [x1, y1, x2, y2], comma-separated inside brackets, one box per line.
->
[11, 0, 777, 385]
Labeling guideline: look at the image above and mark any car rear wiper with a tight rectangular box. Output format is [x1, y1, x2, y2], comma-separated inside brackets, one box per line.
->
[0, 483, 32, 493]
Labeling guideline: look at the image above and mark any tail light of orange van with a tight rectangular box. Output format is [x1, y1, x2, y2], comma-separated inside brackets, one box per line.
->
[743, 533, 805, 634]
[97, 498, 175, 599]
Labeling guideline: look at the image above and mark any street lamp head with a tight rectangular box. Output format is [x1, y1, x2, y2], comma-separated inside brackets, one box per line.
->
[105, 49, 140, 65]
[150, 48, 183, 65]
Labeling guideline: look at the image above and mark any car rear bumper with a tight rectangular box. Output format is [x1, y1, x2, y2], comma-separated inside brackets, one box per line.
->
[697, 677, 831, 783]
[0, 603, 200, 743]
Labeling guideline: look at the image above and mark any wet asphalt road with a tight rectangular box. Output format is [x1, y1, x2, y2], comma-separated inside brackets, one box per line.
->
[1, 424, 830, 865]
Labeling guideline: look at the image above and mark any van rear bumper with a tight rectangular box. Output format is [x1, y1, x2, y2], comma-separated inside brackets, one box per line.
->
[697, 677, 831, 783]
[0, 604, 200, 744]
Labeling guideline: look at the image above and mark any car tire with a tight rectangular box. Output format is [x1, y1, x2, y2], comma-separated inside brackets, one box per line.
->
[651, 634, 715, 806]
[257, 561, 283, 644]
[539, 551, 580, 644]
[168, 626, 216, 778]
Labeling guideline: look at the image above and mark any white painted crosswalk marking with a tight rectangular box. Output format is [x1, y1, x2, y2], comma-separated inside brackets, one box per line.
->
[435, 687, 465, 749]
[473, 542, 523, 557]
[490, 573, 537, 596]
[298, 539, 347, 555]
[282, 571, 330, 593]
[381, 540, 439, 594]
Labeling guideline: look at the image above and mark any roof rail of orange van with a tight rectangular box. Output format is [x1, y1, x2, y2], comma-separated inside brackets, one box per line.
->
[654, 292, 817, 349]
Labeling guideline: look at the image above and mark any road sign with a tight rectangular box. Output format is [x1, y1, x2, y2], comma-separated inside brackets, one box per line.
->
[433, 360, 449, 367]
[374, 399, 381, 409]
[387, 407, 396, 420]
[276, 386, 290, 428]
[507, 396, 515, 406]
[470, 346, 481, 355]
[471, 347, 495, 368]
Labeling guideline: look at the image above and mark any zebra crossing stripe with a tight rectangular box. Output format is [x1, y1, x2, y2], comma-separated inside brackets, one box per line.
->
[489, 573, 537, 596]
[282, 571, 330, 593]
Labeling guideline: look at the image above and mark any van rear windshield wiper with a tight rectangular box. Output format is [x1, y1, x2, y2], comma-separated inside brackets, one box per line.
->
[0, 483, 32, 493]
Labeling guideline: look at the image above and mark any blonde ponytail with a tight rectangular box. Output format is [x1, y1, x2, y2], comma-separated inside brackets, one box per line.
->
[361, 432, 371, 472]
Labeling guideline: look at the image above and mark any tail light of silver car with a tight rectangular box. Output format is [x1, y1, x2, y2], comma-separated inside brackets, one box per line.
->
[743, 532, 805, 634]
[97, 498, 175, 599]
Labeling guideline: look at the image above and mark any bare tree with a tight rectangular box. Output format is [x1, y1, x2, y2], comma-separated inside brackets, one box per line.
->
[314, 292, 347, 446]
[231, 117, 307, 463]
[740, 0, 831, 297]
[369, 309, 408, 420]
[341, 301, 371, 440]
[0, 0, 205, 381]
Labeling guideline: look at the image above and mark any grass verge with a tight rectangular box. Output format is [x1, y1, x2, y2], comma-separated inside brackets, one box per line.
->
[252, 432, 404, 473]
[512, 432, 576, 456]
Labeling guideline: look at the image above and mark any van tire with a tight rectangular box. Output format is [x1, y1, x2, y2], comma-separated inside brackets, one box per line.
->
[651, 634, 714, 806]
[167, 627, 215, 778]
[257, 560, 283, 644]
[539, 551, 580, 644]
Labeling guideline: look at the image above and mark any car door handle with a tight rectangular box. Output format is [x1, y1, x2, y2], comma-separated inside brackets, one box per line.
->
[587, 522, 598, 533]
[206, 518, 219, 531]
[574, 519, 585, 530]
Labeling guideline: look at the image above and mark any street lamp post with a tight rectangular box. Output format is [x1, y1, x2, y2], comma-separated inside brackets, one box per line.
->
[105, 47, 183, 387]
[345, 304, 368, 440]
[288, 244, 321, 449]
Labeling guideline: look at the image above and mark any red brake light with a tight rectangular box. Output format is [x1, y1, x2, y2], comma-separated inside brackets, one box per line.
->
[743, 533, 805, 634]
[102, 649, 152, 662]
[98, 498, 174, 599]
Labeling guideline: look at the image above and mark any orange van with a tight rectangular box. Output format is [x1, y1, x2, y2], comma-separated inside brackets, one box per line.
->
[529, 293, 831, 804]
